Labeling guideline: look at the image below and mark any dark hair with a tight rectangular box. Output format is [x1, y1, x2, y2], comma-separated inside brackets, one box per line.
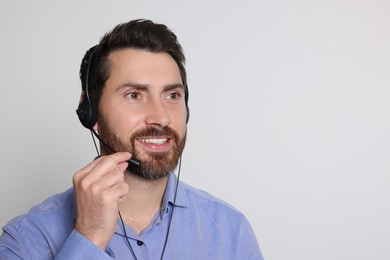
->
[79, 19, 188, 116]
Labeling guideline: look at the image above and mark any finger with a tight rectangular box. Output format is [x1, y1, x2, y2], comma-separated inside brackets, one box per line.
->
[74, 152, 131, 184]
[89, 153, 131, 179]
[89, 168, 126, 194]
[79, 152, 131, 176]
[107, 152, 132, 164]
[101, 182, 130, 206]
[118, 161, 129, 172]
[74, 156, 106, 180]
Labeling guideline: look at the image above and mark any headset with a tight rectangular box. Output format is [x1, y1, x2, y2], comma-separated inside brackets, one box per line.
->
[76, 45, 99, 130]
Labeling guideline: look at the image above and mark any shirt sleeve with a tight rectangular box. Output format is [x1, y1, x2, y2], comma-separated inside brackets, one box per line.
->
[0, 226, 24, 260]
[237, 218, 264, 260]
[0, 224, 113, 260]
[55, 229, 113, 260]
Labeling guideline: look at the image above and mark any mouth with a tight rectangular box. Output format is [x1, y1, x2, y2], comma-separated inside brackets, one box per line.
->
[138, 137, 168, 145]
[135, 136, 172, 152]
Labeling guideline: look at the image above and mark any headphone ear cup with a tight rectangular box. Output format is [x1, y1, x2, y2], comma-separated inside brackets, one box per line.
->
[186, 106, 190, 123]
[76, 97, 97, 129]
[77, 45, 99, 129]
[184, 84, 190, 123]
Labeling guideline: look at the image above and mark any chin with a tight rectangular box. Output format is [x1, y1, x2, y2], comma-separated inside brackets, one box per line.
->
[128, 152, 180, 180]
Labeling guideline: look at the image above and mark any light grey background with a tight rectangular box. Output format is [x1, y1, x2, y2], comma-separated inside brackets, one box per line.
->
[1, 1, 389, 259]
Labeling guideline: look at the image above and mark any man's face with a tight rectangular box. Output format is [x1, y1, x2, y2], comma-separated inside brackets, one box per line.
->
[97, 49, 187, 180]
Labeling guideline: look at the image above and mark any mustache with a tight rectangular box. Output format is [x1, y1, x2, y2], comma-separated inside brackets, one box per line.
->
[130, 126, 180, 141]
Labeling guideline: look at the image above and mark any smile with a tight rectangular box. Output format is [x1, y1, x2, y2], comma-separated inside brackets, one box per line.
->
[138, 138, 169, 145]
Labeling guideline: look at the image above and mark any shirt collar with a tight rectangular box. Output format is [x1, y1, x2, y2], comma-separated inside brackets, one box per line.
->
[110, 173, 188, 238]
[162, 173, 187, 208]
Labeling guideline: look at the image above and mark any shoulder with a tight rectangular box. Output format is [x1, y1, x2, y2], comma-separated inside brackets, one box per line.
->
[179, 181, 246, 220]
[1, 188, 76, 258]
[4, 188, 75, 237]
[13, 188, 74, 220]
[175, 181, 263, 258]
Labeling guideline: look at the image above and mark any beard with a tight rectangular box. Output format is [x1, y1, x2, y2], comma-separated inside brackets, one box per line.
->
[97, 115, 186, 180]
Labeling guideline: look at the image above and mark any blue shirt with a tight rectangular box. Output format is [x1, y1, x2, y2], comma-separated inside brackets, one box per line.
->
[0, 174, 263, 259]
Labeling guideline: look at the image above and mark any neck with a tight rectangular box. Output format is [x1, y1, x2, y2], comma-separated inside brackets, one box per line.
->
[119, 173, 169, 234]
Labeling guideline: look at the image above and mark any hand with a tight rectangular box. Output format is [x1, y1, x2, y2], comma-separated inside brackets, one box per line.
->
[73, 152, 131, 250]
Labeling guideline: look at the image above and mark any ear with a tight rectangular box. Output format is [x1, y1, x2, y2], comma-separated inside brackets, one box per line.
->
[78, 91, 85, 104]
[93, 123, 98, 131]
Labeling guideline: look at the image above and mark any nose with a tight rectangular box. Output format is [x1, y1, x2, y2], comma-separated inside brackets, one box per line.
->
[144, 98, 171, 128]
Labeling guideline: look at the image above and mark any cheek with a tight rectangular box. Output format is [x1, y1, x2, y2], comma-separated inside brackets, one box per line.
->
[177, 117, 187, 139]
[114, 107, 143, 125]
[176, 107, 188, 128]
[179, 102, 188, 122]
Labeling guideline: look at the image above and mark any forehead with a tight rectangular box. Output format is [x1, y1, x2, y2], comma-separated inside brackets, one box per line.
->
[106, 48, 182, 86]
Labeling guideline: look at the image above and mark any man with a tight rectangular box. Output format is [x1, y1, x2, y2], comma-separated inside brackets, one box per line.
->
[0, 19, 263, 259]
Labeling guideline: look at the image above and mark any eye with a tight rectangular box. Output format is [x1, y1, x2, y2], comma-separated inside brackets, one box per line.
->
[167, 92, 181, 100]
[126, 92, 140, 100]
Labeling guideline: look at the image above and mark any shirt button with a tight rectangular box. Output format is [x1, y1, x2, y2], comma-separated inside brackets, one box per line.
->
[105, 247, 115, 258]
[137, 240, 144, 246]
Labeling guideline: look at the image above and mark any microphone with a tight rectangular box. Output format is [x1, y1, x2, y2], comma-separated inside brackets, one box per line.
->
[90, 129, 141, 170]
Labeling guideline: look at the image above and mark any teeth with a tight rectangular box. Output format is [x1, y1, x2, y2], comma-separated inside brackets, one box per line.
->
[139, 138, 168, 145]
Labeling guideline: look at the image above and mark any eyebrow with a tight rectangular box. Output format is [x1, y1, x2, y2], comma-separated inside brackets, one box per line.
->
[163, 83, 185, 92]
[116, 82, 184, 92]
